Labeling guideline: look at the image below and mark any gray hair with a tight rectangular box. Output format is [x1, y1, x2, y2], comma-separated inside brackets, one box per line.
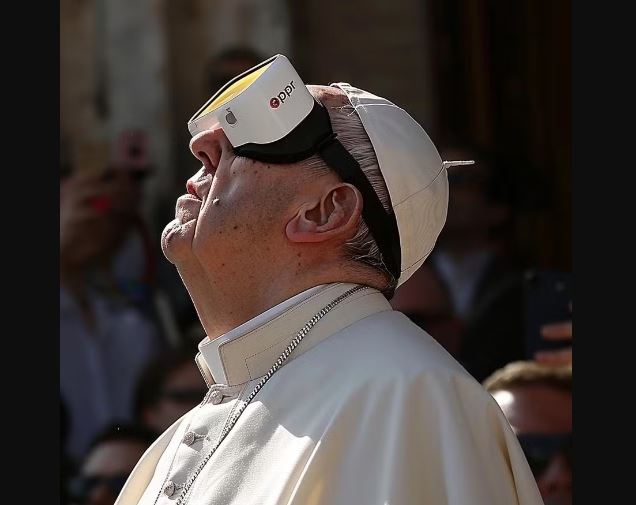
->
[304, 87, 397, 292]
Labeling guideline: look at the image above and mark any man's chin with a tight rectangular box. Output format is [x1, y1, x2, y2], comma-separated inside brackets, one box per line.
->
[161, 218, 198, 265]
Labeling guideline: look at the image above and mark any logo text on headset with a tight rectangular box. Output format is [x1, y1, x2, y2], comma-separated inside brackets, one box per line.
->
[269, 81, 296, 109]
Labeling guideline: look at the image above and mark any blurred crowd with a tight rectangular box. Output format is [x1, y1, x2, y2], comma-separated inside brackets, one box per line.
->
[60, 48, 572, 505]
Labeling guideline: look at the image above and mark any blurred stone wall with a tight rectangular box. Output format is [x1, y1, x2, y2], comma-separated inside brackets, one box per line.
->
[289, 0, 438, 136]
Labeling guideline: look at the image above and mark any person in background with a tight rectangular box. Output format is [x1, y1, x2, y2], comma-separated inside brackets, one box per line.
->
[60, 137, 164, 464]
[393, 145, 525, 382]
[67, 424, 158, 505]
[484, 361, 572, 505]
[133, 344, 208, 435]
[389, 263, 463, 355]
[109, 130, 158, 311]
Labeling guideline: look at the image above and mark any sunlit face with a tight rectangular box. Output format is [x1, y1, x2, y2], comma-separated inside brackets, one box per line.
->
[161, 127, 300, 279]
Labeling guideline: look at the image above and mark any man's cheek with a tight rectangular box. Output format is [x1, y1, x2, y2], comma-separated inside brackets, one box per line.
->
[191, 205, 232, 252]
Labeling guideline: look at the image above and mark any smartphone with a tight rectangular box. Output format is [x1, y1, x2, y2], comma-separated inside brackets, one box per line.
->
[523, 269, 572, 359]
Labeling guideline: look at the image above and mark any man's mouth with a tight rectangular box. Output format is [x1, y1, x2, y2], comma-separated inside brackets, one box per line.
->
[175, 194, 202, 225]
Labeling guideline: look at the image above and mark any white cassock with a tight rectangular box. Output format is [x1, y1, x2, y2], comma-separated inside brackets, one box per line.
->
[116, 282, 544, 505]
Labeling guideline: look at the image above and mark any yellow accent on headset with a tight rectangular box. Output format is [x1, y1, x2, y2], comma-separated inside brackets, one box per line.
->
[196, 63, 272, 119]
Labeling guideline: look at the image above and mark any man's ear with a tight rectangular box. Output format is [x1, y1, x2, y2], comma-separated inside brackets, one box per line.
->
[286, 183, 362, 243]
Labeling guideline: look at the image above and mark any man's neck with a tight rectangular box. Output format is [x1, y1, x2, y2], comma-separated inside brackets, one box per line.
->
[181, 262, 381, 341]
[182, 268, 317, 340]
[208, 284, 310, 340]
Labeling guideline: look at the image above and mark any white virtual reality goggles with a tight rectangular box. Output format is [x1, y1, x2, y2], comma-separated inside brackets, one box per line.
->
[189, 54, 341, 164]
[188, 54, 402, 286]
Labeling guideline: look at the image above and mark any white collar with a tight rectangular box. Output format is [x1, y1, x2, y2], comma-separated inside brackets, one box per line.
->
[196, 284, 325, 385]
[195, 282, 392, 387]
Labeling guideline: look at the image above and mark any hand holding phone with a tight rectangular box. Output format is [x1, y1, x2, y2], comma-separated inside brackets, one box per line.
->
[523, 270, 572, 365]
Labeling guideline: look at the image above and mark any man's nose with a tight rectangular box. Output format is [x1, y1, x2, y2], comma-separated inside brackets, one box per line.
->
[189, 128, 225, 170]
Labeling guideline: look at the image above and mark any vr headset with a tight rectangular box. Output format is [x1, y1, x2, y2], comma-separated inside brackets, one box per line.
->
[188, 54, 401, 282]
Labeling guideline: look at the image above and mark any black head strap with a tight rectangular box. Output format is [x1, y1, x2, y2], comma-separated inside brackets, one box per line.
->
[317, 135, 401, 282]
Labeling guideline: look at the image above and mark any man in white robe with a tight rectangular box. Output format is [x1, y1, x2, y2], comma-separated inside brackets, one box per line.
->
[116, 75, 544, 504]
